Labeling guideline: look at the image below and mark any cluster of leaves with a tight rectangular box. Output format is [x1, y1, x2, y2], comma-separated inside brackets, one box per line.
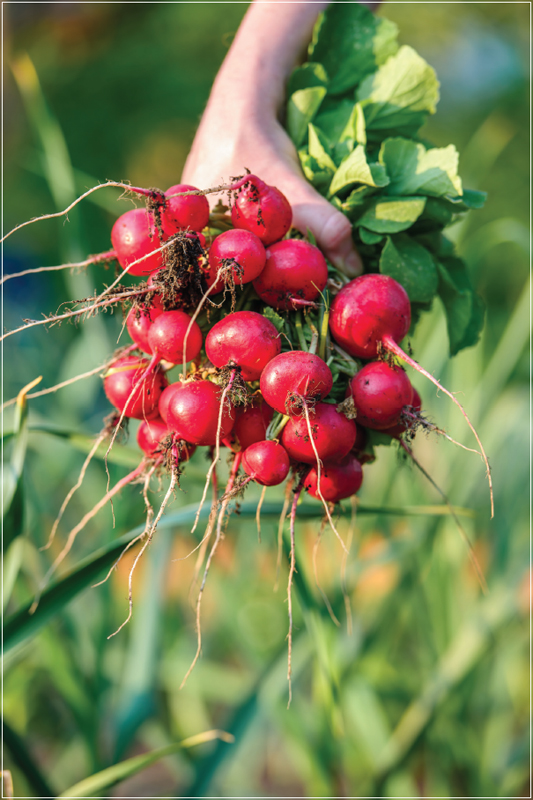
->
[286, 3, 486, 356]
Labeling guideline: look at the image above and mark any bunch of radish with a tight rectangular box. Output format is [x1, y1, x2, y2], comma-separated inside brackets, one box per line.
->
[10, 173, 489, 692]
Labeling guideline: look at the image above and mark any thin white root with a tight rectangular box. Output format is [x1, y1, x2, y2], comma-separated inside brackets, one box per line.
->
[43, 430, 108, 551]
[0, 288, 148, 343]
[274, 476, 294, 592]
[302, 403, 348, 555]
[108, 466, 178, 639]
[256, 485, 267, 543]
[2, 364, 108, 411]
[190, 373, 236, 536]
[0, 251, 116, 285]
[92, 463, 158, 589]
[384, 334, 494, 518]
[1, 180, 236, 245]
[181, 266, 225, 377]
[287, 485, 302, 708]
[180, 499, 228, 689]
[30, 460, 147, 613]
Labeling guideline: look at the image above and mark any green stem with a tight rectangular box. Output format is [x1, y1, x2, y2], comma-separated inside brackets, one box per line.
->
[267, 413, 291, 441]
[318, 290, 330, 361]
[294, 311, 308, 352]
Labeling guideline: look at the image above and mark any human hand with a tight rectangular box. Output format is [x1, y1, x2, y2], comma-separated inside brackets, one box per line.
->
[181, 2, 365, 278]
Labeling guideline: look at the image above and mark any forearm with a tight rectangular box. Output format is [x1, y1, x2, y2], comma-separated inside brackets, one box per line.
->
[212, 1, 331, 115]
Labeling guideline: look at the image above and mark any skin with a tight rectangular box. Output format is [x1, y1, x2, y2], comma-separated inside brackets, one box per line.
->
[182, 1, 378, 277]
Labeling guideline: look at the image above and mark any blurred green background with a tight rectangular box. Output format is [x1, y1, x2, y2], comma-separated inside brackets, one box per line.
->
[3, 2, 530, 798]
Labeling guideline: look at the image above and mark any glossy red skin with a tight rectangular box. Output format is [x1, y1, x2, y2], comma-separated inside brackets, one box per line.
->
[231, 178, 292, 246]
[166, 380, 235, 446]
[242, 441, 290, 486]
[223, 400, 274, 452]
[103, 356, 168, 420]
[382, 388, 422, 439]
[206, 229, 266, 294]
[136, 418, 170, 457]
[281, 402, 357, 465]
[111, 208, 168, 276]
[126, 298, 164, 354]
[165, 184, 210, 232]
[329, 274, 411, 359]
[349, 362, 413, 430]
[147, 310, 203, 365]
[260, 351, 333, 415]
[158, 383, 182, 424]
[253, 240, 328, 310]
[304, 454, 363, 503]
[206, 311, 281, 381]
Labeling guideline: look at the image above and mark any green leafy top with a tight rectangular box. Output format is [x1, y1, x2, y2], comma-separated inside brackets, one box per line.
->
[285, 2, 486, 356]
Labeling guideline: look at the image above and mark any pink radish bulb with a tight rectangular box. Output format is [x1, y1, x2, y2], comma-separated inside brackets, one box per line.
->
[281, 402, 357, 464]
[349, 362, 413, 430]
[242, 440, 290, 486]
[103, 356, 168, 420]
[158, 383, 183, 424]
[166, 380, 235, 446]
[329, 274, 411, 360]
[165, 184, 209, 232]
[205, 229, 266, 294]
[253, 239, 328, 310]
[382, 388, 422, 439]
[206, 311, 281, 381]
[223, 399, 274, 451]
[136, 418, 170, 457]
[126, 298, 164, 354]
[111, 208, 168, 276]
[231, 175, 292, 245]
[137, 418, 197, 460]
[304, 454, 363, 503]
[147, 310, 203, 365]
[260, 351, 333, 415]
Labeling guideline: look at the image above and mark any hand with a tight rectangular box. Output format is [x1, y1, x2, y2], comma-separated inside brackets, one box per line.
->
[181, 2, 364, 278]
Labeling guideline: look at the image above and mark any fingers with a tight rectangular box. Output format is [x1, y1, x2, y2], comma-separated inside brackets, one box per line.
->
[284, 178, 363, 278]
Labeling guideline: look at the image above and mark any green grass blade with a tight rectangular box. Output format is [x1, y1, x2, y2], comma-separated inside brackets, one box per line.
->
[57, 730, 234, 799]
[373, 585, 518, 781]
[3, 719, 56, 799]
[3, 382, 35, 549]
[113, 526, 174, 761]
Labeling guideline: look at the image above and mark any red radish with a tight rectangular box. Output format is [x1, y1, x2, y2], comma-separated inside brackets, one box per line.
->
[331, 273, 493, 515]
[253, 240, 328, 310]
[137, 418, 196, 460]
[165, 184, 209, 232]
[111, 208, 167, 276]
[158, 382, 182, 424]
[382, 388, 422, 439]
[166, 380, 235, 446]
[147, 309, 203, 365]
[260, 351, 333, 415]
[329, 274, 411, 360]
[281, 402, 357, 464]
[304, 454, 363, 503]
[103, 356, 167, 420]
[242, 441, 290, 486]
[126, 299, 164, 354]
[205, 229, 266, 294]
[223, 399, 274, 451]
[205, 311, 281, 381]
[230, 175, 292, 245]
[349, 361, 413, 430]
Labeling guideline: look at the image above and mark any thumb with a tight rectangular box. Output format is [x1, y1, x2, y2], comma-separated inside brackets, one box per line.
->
[287, 180, 363, 278]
